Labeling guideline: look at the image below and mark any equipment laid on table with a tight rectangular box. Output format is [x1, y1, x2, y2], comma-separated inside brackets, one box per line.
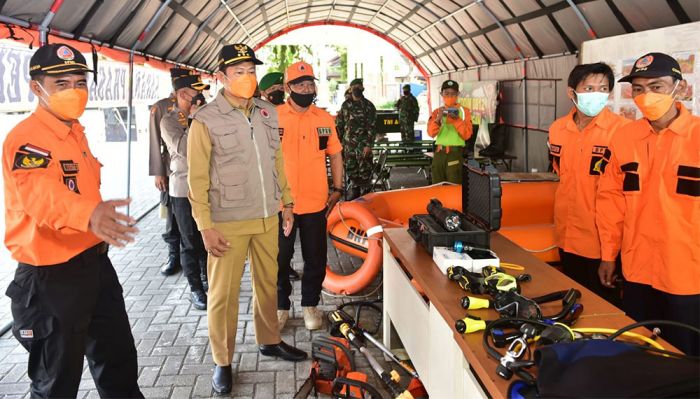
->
[432, 244, 499, 274]
[408, 163, 501, 254]
[328, 310, 428, 399]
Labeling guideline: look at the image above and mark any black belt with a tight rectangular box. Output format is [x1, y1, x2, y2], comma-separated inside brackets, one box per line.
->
[18, 242, 109, 268]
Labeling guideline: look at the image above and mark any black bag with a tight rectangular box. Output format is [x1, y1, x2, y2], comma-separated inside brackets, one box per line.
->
[530, 340, 699, 398]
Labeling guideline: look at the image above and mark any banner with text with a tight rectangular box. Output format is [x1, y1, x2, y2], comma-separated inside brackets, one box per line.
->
[0, 41, 170, 112]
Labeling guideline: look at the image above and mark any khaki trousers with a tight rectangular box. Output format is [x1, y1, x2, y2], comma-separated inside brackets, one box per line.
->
[207, 216, 281, 366]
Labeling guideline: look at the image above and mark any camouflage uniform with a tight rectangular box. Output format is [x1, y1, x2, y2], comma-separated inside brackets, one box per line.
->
[396, 93, 419, 142]
[336, 97, 376, 188]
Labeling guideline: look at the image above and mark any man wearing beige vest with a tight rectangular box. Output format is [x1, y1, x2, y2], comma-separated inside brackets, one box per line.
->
[187, 43, 307, 394]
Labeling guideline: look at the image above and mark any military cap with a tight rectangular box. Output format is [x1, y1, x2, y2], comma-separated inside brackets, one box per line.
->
[170, 67, 196, 80]
[259, 72, 284, 91]
[29, 43, 93, 77]
[619, 52, 683, 83]
[350, 78, 363, 86]
[173, 74, 210, 91]
[218, 43, 263, 69]
[441, 79, 459, 91]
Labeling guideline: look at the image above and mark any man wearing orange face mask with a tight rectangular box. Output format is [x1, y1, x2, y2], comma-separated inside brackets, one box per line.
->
[597, 52, 700, 355]
[187, 43, 306, 394]
[428, 80, 472, 184]
[2, 44, 142, 397]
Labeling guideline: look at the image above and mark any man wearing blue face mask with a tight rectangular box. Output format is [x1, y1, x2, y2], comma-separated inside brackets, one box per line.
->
[548, 63, 630, 306]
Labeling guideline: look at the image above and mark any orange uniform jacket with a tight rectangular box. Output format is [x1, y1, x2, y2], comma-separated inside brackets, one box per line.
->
[2, 106, 102, 266]
[597, 103, 700, 295]
[427, 106, 472, 141]
[278, 102, 343, 215]
[548, 107, 631, 259]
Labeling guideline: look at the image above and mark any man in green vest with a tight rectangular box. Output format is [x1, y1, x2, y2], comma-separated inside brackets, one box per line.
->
[427, 80, 472, 184]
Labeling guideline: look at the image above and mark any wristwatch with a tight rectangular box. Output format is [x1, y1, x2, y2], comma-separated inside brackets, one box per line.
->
[331, 187, 345, 195]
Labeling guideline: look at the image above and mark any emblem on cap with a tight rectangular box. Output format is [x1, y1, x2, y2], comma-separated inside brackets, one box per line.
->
[299, 64, 306, 71]
[447, 81, 454, 86]
[234, 44, 249, 57]
[635, 55, 654, 69]
[56, 45, 75, 61]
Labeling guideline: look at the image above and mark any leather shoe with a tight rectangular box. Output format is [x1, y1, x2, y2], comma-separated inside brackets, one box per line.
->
[289, 268, 301, 281]
[190, 290, 207, 310]
[211, 365, 232, 394]
[259, 341, 308, 362]
[160, 255, 181, 276]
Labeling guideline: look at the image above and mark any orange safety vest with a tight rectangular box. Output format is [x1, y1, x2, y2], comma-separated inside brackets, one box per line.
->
[597, 103, 700, 295]
[2, 106, 102, 266]
[278, 102, 343, 215]
[548, 107, 631, 259]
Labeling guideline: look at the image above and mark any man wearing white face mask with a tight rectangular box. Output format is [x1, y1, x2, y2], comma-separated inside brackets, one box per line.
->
[187, 43, 307, 394]
[597, 53, 699, 355]
[548, 63, 630, 306]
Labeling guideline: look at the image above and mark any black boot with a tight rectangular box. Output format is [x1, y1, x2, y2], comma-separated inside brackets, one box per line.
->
[212, 365, 232, 394]
[190, 289, 207, 310]
[160, 253, 181, 276]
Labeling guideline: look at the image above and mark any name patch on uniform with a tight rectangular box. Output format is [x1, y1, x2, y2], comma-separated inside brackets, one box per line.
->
[278, 128, 284, 138]
[63, 176, 80, 193]
[60, 160, 79, 175]
[19, 329, 33, 339]
[589, 146, 607, 175]
[12, 144, 52, 170]
[317, 127, 332, 137]
[549, 144, 561, 154]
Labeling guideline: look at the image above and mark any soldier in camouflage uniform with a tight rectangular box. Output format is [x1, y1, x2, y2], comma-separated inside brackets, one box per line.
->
[396, 84, 419, 142]
[336, 78, 376, 199]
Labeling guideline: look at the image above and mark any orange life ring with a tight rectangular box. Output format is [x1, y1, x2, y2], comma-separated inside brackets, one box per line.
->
[324, 202, 383, 295]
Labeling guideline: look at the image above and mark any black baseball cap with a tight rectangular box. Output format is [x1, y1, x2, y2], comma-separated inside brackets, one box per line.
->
[441, 79, 459, 91]
[619, 52, 683, 83]
[170, 67, 196, 80]
[29, 43, 93, 77]
[350, 78, 363, 86]
[173, 75, 210, 91]
[218, 43, 263, 69]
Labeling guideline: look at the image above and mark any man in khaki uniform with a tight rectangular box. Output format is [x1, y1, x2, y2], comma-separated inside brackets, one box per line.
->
[148, 68, 196, 275]
[187, 43, 307, 394]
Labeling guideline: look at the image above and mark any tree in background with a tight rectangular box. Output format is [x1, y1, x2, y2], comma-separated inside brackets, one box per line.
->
[266, 45, 313, 73]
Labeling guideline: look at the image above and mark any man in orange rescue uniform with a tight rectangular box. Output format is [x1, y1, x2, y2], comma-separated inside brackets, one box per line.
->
[428, 80, 472, 184]
[276, 61, 344, 331]
[548, 63, 630, 306]
[2, 44, 142, 397]
[597, 52, 700, 355]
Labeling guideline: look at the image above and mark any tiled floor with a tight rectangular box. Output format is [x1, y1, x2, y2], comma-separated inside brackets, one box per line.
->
[0, 167, 429, 398]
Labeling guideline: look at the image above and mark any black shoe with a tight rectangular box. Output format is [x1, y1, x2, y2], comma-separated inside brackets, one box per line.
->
[259, 341, 308, 362]
[160, 255, 181, 276]
[190, 290, 207, 310]
[201, 272, 209, 292]
[211, 365, 232, 394]
[289, 268, 301, 281]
